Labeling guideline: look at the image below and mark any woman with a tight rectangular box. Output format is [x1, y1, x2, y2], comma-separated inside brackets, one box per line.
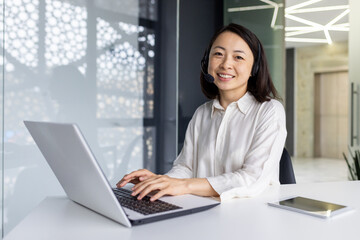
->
[117, 23, 287, 201]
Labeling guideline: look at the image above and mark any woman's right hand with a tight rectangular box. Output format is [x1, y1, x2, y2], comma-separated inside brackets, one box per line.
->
[116, 169, 156, 188]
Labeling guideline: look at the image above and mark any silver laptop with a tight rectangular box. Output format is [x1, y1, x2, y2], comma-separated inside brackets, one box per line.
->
[24, 121, 219, 227]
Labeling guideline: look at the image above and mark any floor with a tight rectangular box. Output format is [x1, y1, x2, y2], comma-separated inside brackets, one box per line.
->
[292, 157, 350, 183]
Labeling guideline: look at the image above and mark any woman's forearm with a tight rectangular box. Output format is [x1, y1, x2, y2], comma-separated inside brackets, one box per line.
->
[125, 174, 219, 201]
[184, 178, 219, 197]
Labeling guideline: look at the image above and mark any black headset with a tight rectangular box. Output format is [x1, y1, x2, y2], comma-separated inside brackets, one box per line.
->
[201, 42, 262, 83]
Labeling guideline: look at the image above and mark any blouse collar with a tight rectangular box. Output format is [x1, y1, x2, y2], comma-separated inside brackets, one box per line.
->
[211, 92, 255, 117]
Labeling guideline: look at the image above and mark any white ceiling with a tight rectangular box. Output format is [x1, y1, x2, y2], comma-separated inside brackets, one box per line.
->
[285, 0, 349, 48]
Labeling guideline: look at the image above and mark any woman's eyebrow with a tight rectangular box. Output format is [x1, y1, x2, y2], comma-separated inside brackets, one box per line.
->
[213, 46, 225, 51]
[234, 50, 246, 55]
[213, 46, 246, 55]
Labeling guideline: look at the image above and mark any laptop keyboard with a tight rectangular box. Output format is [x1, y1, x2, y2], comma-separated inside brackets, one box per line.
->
[113, 188, 182, 215]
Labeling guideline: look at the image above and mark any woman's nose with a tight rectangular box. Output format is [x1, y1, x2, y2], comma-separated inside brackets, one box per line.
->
[220, 56, 232, 69]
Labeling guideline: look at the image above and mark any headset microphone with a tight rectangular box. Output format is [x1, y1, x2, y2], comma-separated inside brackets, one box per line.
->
[200, 58, 215, 83]
[203, 71, 215, 83]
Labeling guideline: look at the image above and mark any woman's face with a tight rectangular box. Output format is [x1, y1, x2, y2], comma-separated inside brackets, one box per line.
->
[208, 31, 254, 99]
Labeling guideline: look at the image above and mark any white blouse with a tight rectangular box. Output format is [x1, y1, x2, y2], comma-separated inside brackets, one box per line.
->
[166, 92, 287, 201]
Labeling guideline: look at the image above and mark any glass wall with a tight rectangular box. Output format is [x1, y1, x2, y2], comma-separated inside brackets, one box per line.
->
[349, 0, 360, 149]
[224, 0, 285, 98]
[0, 0, 3, 237]
[1, 0, 158, 235]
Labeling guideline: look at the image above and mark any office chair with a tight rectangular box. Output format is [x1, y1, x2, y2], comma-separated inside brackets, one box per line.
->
[279, 148, 296, 184]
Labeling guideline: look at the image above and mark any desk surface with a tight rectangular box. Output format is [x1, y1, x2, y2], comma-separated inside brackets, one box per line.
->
[5, 181, 360, 240]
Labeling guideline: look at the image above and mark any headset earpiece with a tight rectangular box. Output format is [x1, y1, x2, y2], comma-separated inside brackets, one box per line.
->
[200, 49, 214, 83]
[251, 42, 261, 76]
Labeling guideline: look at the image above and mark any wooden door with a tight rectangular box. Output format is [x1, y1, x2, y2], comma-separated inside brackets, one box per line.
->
[314, 71, 349, 159]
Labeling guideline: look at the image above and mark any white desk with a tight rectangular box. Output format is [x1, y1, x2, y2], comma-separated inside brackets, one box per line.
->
[5, 181, 360, 240]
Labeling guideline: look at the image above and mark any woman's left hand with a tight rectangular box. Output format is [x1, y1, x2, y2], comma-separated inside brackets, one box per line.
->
[131, 175, 188, 202]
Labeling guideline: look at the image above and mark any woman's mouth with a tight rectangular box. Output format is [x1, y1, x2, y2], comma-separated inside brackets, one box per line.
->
[217, 73, 234, 81]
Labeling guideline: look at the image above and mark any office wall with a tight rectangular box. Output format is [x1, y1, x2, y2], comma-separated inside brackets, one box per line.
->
[295, 41, 348, 157]
[2, 0, 158, 235]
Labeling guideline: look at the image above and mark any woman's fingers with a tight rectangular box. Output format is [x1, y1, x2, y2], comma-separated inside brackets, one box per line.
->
[131, 175, 186, 201]
[116, 179, 128, 188]
[150, 190, 168, 202]
[117, 177, 140, 188]
[137, 182, 164, 200]
[116, 169, 155, 188]
[116, 174, 137, 187]
[123, 169, 153, 180]
[131, 176, 161, 196]
[116, 176, 131, 187]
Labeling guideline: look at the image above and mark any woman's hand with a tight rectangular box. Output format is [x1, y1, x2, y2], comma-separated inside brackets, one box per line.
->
[117, 170, 219, 201]
[130, 175, 189, 202]
[116, 169, 156, 188]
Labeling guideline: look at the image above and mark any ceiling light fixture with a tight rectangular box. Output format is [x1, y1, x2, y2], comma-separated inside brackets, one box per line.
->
[285, 0, 323, 13]
[286, 5, 349, 45]
[227, 0, 349, 46]
[227, 0, 283, 29]
[285, 37, 328, 43]
[287, 5, 348, 14]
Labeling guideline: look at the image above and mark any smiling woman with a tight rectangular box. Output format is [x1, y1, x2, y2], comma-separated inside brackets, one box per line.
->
[200, 23, 279, 104]
[207, 31, 254, 109]
[117, 23, 287, 202]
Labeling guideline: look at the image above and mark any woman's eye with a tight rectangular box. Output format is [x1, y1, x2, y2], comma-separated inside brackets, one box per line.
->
[214, 52, 223, 56]
[235, 56, 243, 60]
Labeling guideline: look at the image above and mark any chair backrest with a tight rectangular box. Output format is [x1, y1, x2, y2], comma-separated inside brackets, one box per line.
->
[279, 148, 296, 184]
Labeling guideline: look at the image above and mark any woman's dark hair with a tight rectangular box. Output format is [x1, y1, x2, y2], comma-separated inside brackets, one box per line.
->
[200, 23, 280, 103]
